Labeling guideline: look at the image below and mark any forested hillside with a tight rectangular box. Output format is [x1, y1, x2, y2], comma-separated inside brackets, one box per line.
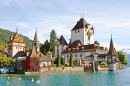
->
[0, 28, 32, 49]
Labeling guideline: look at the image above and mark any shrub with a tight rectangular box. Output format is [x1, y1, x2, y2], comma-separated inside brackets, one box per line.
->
[47, 65, 52, 67]
[71, 65, 75, 67]
[89, 59, 92, 62]
[65, 64, 68, 67]
[100, 65, 109, 68]
[83, 59, 86, 61]
[118, 61, 121, 64]
[101, 62, 108, 65]
[52, 64, 56, 67]
[60, 64, 64, 67]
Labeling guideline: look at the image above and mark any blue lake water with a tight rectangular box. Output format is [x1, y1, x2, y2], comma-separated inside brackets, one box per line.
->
[0, 67, 130, 86]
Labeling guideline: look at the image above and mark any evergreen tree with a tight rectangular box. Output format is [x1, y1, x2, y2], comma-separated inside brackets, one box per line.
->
[40, 40, 50, 54]
[117, 51, 128, 65]
[50, 29, 57, 56]
[69, 39, 71, 45]
[57, 53, 61, 67]
[69, 52, 73, 66]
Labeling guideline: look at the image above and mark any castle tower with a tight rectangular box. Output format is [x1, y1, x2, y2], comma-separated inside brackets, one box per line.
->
[71, 18, 94, 45]
[107, 35, 119, 71]
[7, 32, 25, 58]
[107, 34, 118, 62]
[32, 28, 39, 52]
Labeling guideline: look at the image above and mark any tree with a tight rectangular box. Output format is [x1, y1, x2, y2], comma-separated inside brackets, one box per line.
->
[69, 52, 73, 66]
[117, 51, 128, 65]
[0, 54, 16, 67]
[0, 42, 5, 50]
[50, 29, 57, 56]
[69, 39, 71, 45]
[40, 40, 50, 54]
[57, 54, 61, 67]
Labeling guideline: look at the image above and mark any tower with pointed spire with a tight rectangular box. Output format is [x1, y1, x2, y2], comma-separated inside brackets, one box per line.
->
[107, 34, 118, 62]
[32, 28, 39, 52]
[71, 17, 94, 45]
[107, 34, 119, 71]
[7, 31, 25, 58]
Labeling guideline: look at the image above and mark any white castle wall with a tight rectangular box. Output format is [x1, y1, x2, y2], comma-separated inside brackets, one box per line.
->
[71, 28, 94, 45]
[55, 45, 68, 57]
[71, 29, 84, 45]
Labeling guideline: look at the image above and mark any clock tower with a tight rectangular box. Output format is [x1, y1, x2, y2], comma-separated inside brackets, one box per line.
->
[71, 18, 94, 45]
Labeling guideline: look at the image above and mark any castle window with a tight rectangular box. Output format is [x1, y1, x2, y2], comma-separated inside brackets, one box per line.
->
[75, 53, 77, 57]
[78, 30, 79, 33]
[16, 47, 17, 49]
[80, 53, 82, 57]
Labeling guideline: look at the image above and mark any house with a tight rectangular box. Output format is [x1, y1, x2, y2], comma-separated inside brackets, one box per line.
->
[10, 29, 54, 72]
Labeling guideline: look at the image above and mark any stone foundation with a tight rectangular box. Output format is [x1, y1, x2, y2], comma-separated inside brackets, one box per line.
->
[25, 67, 84, 74]
[109, 62, 120, 71]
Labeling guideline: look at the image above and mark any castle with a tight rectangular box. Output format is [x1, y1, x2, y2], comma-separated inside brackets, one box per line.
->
[55, 17, 119, 71]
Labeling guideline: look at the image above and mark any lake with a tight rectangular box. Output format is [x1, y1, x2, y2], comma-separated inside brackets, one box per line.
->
[0, 67, 130, 86]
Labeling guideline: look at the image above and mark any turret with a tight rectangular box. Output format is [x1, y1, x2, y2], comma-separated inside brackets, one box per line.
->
[32, 28, 39, 52]
[107, 34, 118, 62]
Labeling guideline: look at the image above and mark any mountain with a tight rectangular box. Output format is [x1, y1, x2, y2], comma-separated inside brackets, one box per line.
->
[120, 48, 130, 64]
[0, 28, 33, 49]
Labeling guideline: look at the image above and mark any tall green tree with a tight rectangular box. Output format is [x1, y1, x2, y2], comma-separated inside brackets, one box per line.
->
[69, 52, 73, 66]
[69, 39, 71, 45]
[50, 29, 57, 56]
[57, 53, 61, 67]
[40, 40, 50, 54]
[117, 51, 128, 65]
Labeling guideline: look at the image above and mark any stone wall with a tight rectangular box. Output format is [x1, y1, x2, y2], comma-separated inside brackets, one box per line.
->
[25, 67, 84, 74]
[40, 67, 84, 73]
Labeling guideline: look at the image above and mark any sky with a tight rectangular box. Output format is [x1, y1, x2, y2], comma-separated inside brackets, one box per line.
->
[0, 0, 130, 51]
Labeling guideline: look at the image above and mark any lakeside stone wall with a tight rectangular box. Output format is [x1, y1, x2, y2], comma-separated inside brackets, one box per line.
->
[25, 67, 84, 74]
[40, 67, 84, 73]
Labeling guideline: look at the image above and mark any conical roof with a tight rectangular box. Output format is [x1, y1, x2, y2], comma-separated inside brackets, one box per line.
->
[71, 18, 90, 31]
[59, 35, 68, 45]
[33, 29, 39, 42]
[11, 32, 24, 43]
[27, 46, 39, 58]
[107, 35, 117, 56]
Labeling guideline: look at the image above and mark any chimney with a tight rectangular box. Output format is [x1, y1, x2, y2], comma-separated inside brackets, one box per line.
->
[76, 47, 79, 51]
[82, 47, 84, 50]
[23, 48, 26, 52]
[27, 47, 29, 52]
[64, 49, 66, 52]
[68, 48, 71, 52]
[73, 48, 75, 51]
